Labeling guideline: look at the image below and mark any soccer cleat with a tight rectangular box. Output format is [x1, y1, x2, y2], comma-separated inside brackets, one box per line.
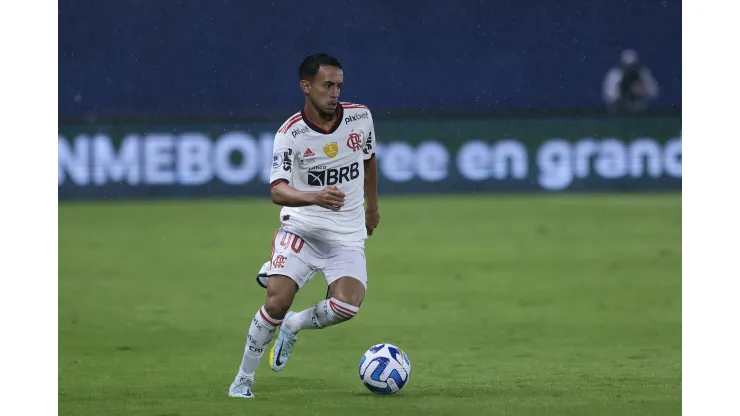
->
[228, 377, 255, 399]
[256, 261, 270, 289]
[270, 312, 298, 372]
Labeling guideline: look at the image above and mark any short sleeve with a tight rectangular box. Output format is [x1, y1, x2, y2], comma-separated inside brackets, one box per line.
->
[269, 133, 296, 188]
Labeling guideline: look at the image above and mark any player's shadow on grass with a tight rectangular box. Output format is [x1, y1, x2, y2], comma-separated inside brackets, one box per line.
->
[351, 385, 494, 399]
[350, 391, 430, 399]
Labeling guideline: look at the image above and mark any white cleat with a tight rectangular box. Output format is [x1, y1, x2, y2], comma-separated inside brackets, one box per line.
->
[270, 312, 298, 372]
[228, 377, 254, 399]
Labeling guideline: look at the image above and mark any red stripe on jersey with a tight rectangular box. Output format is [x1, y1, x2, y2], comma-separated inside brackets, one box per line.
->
[281, 118, 303, 134]
[279, 113, 301, 130]
[303, 108, 340, 134]
[268, 228, 280, 267]
[270, 179, 288, 188]
[341, 102, 367, 109]
[259, 307, 282, 326]
[278, 114, 302, 133]
[278, 116, 299, 133]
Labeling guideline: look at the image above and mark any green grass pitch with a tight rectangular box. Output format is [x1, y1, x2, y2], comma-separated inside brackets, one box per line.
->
[59, 194, 681, 415]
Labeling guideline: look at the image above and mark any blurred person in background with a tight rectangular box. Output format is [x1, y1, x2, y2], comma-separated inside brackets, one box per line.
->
[602, 49, 660, 114]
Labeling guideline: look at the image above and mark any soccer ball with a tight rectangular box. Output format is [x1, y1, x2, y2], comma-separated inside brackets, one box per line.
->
[358, 343, 411, 394]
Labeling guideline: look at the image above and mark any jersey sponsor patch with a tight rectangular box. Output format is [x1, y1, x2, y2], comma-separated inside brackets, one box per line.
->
[363, 132, 374, 155]
[308, 162, 360, 186]
[272, 153, 283, 169]
[281, 149, 294, 171]
[291, 125, 310, 138]
[323, 142, 339, 158]
[344, 111, 368, 124]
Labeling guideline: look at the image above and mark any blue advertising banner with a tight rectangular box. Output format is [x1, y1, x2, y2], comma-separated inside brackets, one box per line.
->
[58, 117, 681, 200]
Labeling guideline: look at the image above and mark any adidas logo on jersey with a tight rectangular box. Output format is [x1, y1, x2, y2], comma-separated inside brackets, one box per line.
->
[303, 148, 315, 158]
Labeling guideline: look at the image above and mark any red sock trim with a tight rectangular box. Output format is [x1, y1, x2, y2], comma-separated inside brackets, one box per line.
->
[259, 307, 282, 327]
[329, 299, 357, 319]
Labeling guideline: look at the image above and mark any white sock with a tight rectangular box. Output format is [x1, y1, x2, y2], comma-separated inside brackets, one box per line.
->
[283, 297, 359, 334]
[237, 306, 283, 380]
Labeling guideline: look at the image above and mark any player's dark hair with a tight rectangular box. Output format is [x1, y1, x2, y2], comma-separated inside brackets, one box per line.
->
[298, 53, 342, 80]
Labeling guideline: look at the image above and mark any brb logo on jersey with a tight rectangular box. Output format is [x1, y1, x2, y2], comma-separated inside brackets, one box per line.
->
[308, 162, 360, 186]
[347, 132, 363, 152]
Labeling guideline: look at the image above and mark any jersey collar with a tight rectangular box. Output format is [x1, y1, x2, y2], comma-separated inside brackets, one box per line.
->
[301, 103, 344, 135]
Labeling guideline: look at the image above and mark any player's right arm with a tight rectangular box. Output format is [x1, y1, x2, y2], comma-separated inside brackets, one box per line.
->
[269, 133, 345, 210]
[271, 182, 345, 211]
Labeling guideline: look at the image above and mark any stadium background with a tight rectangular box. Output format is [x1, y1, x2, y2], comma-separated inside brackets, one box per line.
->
[58, 1, 682, 415]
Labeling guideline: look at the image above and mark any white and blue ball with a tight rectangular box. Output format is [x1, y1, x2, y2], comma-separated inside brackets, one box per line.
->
[359, 343, 411, 394]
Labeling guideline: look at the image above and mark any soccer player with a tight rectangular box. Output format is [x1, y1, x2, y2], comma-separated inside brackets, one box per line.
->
[228, 53, 380, 399]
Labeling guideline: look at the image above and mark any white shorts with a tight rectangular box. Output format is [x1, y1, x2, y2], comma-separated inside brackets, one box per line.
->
[265, 228, 367, 290]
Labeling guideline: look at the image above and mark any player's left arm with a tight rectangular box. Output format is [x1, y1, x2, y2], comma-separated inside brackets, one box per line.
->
[363, 112, 380, 236]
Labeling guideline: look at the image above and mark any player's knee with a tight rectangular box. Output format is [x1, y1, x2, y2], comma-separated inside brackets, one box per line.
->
[263, 297, 291, 320]
[264, 275, 297, 319]
[264, 290, 294, 319]
[329, 277, 366, 307]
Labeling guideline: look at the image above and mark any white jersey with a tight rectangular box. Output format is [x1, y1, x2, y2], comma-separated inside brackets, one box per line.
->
[269, 102, 376, 248]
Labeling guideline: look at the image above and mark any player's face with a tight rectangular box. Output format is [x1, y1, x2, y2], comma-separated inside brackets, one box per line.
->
[306, 65, 343, 116]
